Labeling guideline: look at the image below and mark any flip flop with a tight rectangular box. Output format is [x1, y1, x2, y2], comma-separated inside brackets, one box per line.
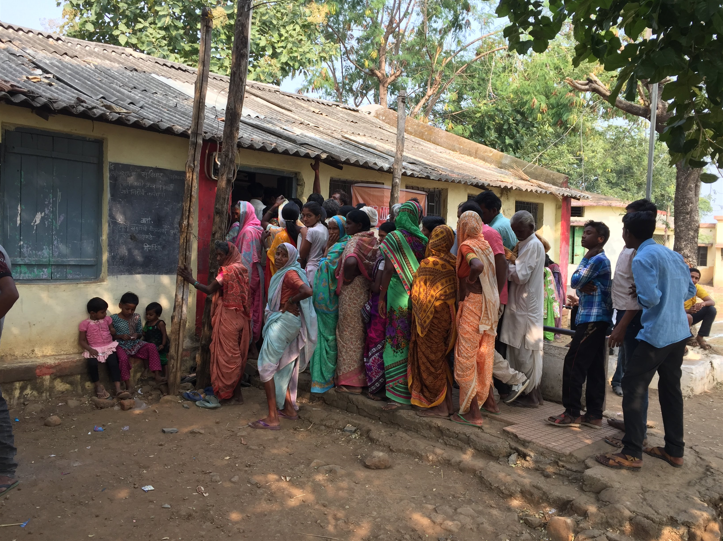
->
[644, 446, 683, 468]
[96, 389, 110, 399]
[116, 391, 131, 400]
[546, 413, 581, 428]
[249, 419, 281, 431]
[450, 413, 483, 428]
[183, 391, 204, 402]
[204, 387, 214, 396]
[0, 480, 19, 495]
[595, 452, 642, 472]
[481, 407, 501, 416]
[196, 396, 221, 409]
[278, 410, 299, 421]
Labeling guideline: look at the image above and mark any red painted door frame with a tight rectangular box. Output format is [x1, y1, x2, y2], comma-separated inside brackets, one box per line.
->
[196, 141, 220, 334]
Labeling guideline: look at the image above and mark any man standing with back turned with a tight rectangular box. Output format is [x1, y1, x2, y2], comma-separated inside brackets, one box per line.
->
[597, 210, 695, 471]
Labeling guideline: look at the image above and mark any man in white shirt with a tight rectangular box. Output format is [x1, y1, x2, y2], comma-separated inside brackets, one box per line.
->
[0, 244, 20, 495]
[500, 211, 546, 408]
[248, 182, 266, 221]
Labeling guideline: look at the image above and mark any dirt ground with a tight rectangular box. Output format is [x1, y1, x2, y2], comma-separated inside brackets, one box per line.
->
[1, 387, 539, 541]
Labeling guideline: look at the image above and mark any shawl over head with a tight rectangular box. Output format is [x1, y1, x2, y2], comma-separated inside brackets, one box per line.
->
[218, 241, 250, 314]
[456, 212, 500, 334]
[234, 201, 264, 272]
[411, 225, 457, 338]
[335, 230, 379, 295]
[362, 206, 379, 227]
[379, 201, 428, 295]
[395, 201, 427, 243]
[325, 216, 347, 251]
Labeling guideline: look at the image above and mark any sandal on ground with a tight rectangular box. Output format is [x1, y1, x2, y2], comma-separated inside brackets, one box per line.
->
[116, 391, 131, 400]
[581, 415, 603, 429]
[481, 407, 501, 415]
[607, 418, 626, 431]
[546, 413, 581, 428]
[0, 480, 19, 495]
[249, 419, 280, 431]
[196, 396, 221, 409]
[696, 337, 712, 351]
[595, 452, 642, 471]
[605, 436, 648, 448]
[644, 446, 683, 468]
[183, 391, 204, 402]
[450, 413, 483, 428]
[335, 386, 362, 395]
[96, 388, 110, 399]
[278, 410, 299, 421]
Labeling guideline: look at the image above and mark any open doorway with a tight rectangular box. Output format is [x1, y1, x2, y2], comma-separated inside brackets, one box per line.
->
[231, 166, 297, 212]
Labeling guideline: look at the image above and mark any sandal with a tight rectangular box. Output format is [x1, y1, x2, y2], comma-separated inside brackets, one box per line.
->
[644, 446, 683, 468]
[249, 419, 281, 431]
[595, 452, 642, 471]
[606, 436, 648, 449]
[116, 391, 131, 400]
[96, 388, 110, 399]
[546, 413, 581, 428]
[278, 410, 299, 421]
[450, 413, 483, 428]
[0, 480, 19, 495]
[481, 407, 501, 416]
[581, 415, 603, 429]
[196, 396, 221, 409]
[183, 391, 204, 402]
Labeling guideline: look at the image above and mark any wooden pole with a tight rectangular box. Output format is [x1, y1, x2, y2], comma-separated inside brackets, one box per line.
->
[389, 89, 407, 210]
[167, 8, 213, 396]
[196, 0, 253, 390]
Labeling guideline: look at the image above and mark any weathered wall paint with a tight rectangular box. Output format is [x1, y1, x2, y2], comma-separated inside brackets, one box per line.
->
[0, 105, 197, 361]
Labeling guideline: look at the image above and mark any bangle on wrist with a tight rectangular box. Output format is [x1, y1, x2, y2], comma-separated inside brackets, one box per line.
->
[193, 281, 199, 288]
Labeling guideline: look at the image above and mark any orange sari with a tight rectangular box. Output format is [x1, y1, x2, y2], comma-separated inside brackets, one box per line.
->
[210, 242, 251, 400]
[264, 228, 296, 294]
[455, 212, 500, 414]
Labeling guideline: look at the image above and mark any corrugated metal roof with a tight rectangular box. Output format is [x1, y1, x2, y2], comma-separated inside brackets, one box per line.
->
[0, 21, 586, 199]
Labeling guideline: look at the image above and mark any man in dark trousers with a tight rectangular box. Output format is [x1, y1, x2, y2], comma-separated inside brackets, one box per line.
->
[597, 210, 695, 471]
[548, 221, 612, 428]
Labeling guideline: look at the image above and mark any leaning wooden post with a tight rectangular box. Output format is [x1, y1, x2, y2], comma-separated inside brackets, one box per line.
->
[196, 0, 253, 389]
[389, 89, 407, 210]
[167, 8, 213, 396]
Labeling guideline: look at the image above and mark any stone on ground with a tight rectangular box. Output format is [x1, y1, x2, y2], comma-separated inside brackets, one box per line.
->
[600, 503, 633, 528]
[319, 464, 345, 475]
[546, 516, 575, 541]
[522, 515, 543, 529]
[159, 395, 177, 404]
[66, 399, 81, 408]
[210, 473, 221, 483]
[582, 465, 623, 493]
[44, 415, 62, 427]
[119, 399, 135, 411]
[631, 516, 660, 541]
[91, 397, 115, 409]
[309, 459, 326, 469]
[364, 451, 392, 470]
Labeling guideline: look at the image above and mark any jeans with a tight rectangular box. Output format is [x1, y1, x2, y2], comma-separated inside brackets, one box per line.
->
[562, 321, 608, 419]
[611, 311, 648, 437]
[0, 386, 17, 477]
[690, 305, 717, 337]
[621, 338, 687, 459]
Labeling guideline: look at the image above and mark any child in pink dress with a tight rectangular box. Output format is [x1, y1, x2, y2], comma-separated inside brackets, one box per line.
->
[78, 298, 130, 399]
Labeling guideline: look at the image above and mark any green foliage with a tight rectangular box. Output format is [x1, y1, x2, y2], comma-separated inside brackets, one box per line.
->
[495, 0, 723, 169]
[58, 0, 336, 84]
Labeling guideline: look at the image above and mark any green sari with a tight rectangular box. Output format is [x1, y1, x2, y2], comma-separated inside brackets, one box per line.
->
[310, 217, 349, 393]
[543, 267, 559, 341]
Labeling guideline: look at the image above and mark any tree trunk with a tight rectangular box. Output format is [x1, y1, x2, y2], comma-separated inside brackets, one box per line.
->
[379, 79, 388, 108]
[196, 0, 253, 390]
[672, 162, 701, 265]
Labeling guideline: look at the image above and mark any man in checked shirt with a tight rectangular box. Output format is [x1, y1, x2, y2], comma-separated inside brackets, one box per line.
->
[548, 221, 613, 428]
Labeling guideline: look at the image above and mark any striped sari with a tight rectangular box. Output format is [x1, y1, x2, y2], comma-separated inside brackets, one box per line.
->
[379, 201, 427, 404]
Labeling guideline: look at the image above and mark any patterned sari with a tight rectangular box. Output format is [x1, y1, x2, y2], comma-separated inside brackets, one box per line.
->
[379, 201, 427, 404]
[408, 225, 457, 408]
[264, 227, 296, 294]
[211, 242, 251, 400]
[229, 202, 264, 342]
[362, 257, 386, 394]
[310, 217, 349, 393]
[543, 267, 560, 341]
[335, 230, 379, 388]
[455, 212, 500, 414]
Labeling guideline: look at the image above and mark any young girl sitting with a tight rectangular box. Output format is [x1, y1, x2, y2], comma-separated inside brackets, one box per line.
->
[111, 292, 166, 385]
[79, 297, 130, 399]
[143, 302, 169, 377]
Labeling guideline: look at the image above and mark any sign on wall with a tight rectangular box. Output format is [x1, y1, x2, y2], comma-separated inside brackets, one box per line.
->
[351, 184, 427, 222]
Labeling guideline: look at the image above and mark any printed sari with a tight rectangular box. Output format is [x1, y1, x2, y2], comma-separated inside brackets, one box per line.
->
[455, 212, 500, 414]
[310, 217, 348, 393]
[362, 257, 386, 394]
[543, 267, 560, 341]
[379, 201, 427, 404]
[264, 227, 296, 294]
[408, 225, 457, 408]
[258, 243, 317, 410]
[230, 201, 264, 342]
[335, 230, 379, 388]
[211, 242, 251, 400]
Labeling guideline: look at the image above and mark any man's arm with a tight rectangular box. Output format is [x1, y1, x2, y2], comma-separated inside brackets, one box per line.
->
[509, 243, 543, 284]
[0, 276, 19, 320]
[570, 256, 605, 290]
[494, 253, 507, 295]
[631, 257, 661, 309]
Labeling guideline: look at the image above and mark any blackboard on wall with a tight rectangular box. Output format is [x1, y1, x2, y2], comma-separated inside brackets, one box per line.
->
[108, 163, 185, 275]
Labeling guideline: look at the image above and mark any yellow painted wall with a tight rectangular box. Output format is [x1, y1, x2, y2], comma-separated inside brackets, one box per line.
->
[0, 105, 196, 361]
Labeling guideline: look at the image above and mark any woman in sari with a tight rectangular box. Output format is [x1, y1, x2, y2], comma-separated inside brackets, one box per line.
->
[299, 202, 329, 285]
[323, 216, 346, 256]
[379, 200, 428, 409]
[335, 210, 379, 393]
[408, 225, 457, 416]
[453, 211, 500, 427]
[362, 221, 396, 400]
[310, 216, 348, 393]
[227, 201, 265, 343]
[178, 241, 250, 404]
[543, 266, 561, 341]
[251, 243, 317, 430]
[262, 202, 301, 293]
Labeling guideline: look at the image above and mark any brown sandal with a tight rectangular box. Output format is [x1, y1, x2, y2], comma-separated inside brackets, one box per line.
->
[595, 452, 642, 471]
[546, 413, 581, 427]
[644, 446, 683, 468]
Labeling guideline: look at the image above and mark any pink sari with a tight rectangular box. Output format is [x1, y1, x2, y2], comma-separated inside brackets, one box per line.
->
[233, 201, 265, 342]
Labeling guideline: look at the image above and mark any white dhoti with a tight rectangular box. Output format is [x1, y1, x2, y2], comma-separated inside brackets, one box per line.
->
[506, 346, 543, 392]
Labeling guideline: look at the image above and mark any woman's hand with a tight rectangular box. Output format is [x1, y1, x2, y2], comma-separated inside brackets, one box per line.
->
[274, 195, 286, 208]
[178, 265, 194, 283]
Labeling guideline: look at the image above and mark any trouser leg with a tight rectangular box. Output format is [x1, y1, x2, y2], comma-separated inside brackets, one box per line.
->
[105, 353, 122, 382]
[621, 341, 667, 459]
[562, 324, 593, 418]
[136, 344, 162, 372]
[0, 387, 17, 477]
[584, 322, 608, 419]
[692, 305, 717, 337]
[656, 339, 687, 458]
[492, 351, 526, 386]
[622, 313, 647, 437]
[87, 358, 100, 383]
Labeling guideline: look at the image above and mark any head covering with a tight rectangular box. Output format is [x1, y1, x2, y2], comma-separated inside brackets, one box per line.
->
[234, 201, 264, 272]
[395, 201, 427, 244]
[411, 225, 457, 338]
[325, 216, 347, 252]
[218, 241, 250, 312]
[335, 231, 379, 294]
[362, 206, 379, 227]
[390, 203, 402, 222]
[456, 212, 499, 334]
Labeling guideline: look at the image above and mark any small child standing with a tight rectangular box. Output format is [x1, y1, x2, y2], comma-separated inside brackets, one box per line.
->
[110, 292, 166, 385]
[79, 297, 130, 399]
[143, 302, 169, 377]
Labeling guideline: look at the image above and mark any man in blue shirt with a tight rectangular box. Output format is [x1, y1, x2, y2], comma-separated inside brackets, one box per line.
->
[598, 210, 696, 471]
[475, 191, 518, 251]
[548, 221, 612, 428]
